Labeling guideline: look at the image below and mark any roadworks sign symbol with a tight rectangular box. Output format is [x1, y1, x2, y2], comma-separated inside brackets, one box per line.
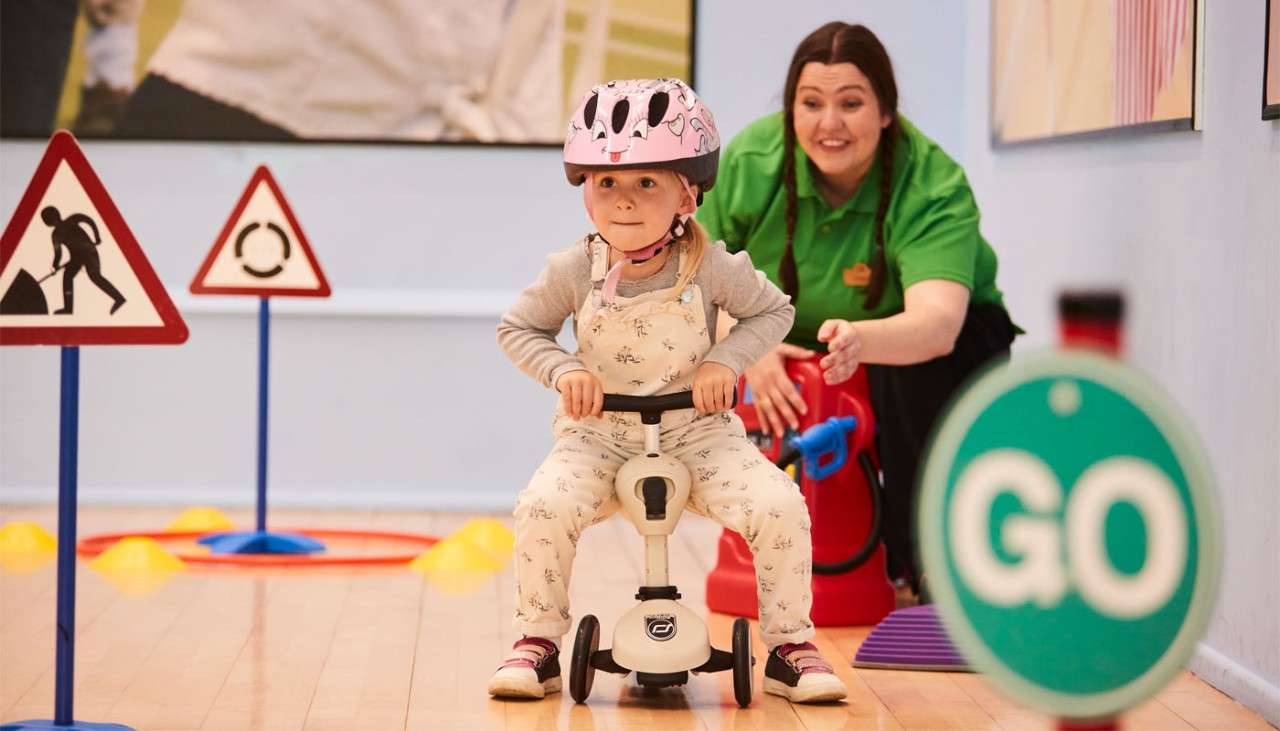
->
[0, 131, 187, 346]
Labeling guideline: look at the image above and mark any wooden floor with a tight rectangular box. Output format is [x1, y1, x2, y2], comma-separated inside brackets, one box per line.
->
[1, 505, 1272, 731]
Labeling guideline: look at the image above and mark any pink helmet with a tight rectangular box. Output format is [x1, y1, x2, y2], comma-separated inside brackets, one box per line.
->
[563, 78, 720, 194]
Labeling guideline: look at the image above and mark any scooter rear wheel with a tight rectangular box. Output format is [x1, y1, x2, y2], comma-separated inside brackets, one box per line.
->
[570, 614, 601, 703]
[731, 617, 753, 707]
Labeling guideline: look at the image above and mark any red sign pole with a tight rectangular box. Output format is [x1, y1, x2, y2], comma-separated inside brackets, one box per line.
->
[1058, 290, 1124, 356]
[1056, 289, 1125, 731]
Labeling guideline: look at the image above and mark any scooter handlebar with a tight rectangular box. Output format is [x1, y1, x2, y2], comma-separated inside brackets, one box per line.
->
[601, 390, 738, 416]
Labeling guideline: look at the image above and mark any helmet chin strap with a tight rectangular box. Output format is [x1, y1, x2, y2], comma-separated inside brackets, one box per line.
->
[588, 173, 697, 304]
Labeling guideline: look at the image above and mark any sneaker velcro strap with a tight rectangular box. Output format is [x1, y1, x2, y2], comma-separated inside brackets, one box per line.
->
[777, 642, 833, 675]
[515, 637, 557, 653]
[500, 637, 556, 669]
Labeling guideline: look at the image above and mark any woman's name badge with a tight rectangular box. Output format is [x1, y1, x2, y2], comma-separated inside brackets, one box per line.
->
[843, 262, 872, 287]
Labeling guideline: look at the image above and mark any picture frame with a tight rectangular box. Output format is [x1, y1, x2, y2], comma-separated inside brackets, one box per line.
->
[1265, 0, 1279, 120]
[0, 0, 698, 147]
[991, 0, 1204, 146]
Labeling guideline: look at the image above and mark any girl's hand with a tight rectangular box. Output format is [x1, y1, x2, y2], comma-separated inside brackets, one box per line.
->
[817, 319, 862, 385]
[692, 362, 737, 414]
[556, 370, 603, 420]
[743, 343, 814, 437]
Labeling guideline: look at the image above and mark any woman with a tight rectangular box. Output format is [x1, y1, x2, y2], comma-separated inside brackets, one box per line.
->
[699, 22, 1018, 594]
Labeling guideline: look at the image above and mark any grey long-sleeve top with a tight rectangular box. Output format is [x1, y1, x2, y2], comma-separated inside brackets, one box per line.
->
[497, 235, 795, 390]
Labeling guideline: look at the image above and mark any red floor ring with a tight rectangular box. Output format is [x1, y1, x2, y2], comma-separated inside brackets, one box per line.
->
[76, 528, 440, 568]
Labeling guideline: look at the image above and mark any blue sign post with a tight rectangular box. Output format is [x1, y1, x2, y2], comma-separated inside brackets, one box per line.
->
[188, 167, 331, 555]
[197, 297, 324, 554]
[0, 133, 188, 729]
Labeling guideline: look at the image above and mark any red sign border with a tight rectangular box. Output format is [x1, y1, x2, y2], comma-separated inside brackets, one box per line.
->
[0, 131, 189, 346]
[189, 165, 332, 298]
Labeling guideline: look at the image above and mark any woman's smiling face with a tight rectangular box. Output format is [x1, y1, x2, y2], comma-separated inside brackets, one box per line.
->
[792, 62, 891, 186]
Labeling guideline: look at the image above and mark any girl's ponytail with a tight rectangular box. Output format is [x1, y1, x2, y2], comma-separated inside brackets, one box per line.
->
[670, 219, 708, 298]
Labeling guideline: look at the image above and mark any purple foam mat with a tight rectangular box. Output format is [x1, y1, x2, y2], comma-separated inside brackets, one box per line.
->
[852, 604, 972, 672]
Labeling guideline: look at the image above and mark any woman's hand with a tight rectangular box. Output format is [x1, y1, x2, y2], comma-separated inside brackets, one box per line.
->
[693, 362, 737, 414]
[817, 319, 863, 385]
[743, 343, 814, 437]
[556, 370, 603, 420]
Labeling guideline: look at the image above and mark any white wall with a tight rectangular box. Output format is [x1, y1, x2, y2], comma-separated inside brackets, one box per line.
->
[699, 1, 968, 160]
[962, 0, 1280, 723]
[0, 1, 968, 510]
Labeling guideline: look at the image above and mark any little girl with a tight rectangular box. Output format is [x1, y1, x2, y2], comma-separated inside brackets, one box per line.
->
[492, 78, 847, 704]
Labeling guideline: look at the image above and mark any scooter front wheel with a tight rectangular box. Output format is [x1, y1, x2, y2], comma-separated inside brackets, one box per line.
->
[570, 614, 601, 703]
[731, 617, 753, 707]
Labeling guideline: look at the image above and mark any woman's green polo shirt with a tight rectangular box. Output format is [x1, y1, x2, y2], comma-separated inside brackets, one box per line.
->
[698, 112, 1010, 352]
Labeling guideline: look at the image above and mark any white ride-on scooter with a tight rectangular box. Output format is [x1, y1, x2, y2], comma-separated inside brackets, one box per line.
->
[569, 391, 754, 708]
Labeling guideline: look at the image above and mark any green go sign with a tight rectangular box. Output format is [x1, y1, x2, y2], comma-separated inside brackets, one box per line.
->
[919, 351, 1220, 720]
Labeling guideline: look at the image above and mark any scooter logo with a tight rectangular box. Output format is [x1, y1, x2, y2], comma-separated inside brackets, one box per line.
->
[645, 614, 676, 641]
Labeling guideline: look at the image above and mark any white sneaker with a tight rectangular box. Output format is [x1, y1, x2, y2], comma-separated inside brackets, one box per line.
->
[488, 637, 562, 699]
[762, 641, 848, 703]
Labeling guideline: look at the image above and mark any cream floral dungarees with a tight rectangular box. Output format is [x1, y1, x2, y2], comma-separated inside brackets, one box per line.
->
[512, 238, 815, 648]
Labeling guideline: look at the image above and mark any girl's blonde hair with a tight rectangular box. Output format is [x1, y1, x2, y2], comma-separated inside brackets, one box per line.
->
[665, 170, 708, 299]
[669, 217, 708, 299]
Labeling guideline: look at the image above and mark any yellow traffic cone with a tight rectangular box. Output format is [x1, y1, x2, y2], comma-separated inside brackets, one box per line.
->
[90, 536, 186, 573]
[410, 535, 502, 574]
[89, 537, 186, 597]
[0, 522, 57, 574]
[166, 507, 235, 533]
[410, 535, 504, 595]
[452, 518, 514, 561]
[0, 521, 56, 554]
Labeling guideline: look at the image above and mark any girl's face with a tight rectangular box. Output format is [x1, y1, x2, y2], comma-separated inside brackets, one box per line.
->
[586, 170, 696, 252]
[793, 62, 891, 184]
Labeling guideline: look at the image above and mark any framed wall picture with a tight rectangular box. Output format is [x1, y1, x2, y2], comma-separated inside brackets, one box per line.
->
[1266, 0, 1280, 120]
[0, 0, 696, 146]
[991, 0, 1204, 145]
